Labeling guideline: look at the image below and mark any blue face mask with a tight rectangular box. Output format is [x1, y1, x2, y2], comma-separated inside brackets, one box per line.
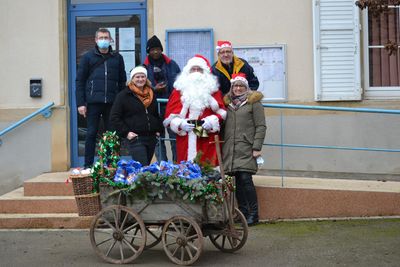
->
[97, 39, 110, 49]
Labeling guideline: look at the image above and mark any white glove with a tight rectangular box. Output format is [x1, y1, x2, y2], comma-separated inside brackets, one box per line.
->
[202, 119, 212, 131]
[180, 120, 195, 132]
[202, 115, 220, 132]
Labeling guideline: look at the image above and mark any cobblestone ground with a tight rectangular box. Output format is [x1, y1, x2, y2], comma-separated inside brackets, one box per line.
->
[1, 218, 399, 266]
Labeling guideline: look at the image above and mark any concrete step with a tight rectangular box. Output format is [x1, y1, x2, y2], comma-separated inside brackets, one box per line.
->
[254, 175, 400, 220]
[0, 213, 93, 229]
[24, 172, 73, 196]
[0, 187, 78, 214]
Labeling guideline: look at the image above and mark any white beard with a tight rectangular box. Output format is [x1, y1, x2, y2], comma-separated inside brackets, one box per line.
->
[174, 71, 218, 119]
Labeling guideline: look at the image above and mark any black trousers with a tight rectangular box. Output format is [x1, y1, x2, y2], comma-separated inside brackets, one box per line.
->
[234, 171, 259, 220]
[127, 135, 157, 166]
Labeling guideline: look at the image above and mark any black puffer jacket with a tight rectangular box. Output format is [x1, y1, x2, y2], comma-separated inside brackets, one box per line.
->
[110, 87, 164, 138]
[76, 46, 126, 107]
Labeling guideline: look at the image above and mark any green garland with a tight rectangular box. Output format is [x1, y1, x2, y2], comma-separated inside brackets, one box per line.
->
[91, 131, 120, 192]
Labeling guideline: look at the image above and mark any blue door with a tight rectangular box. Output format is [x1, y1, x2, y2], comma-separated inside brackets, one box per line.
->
[68, 2, 147, 167]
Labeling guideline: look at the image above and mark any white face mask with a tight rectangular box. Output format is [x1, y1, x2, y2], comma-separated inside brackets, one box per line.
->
[97, 39, 110, 49]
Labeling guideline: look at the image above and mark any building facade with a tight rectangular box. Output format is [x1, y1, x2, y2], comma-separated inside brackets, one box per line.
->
[0, 0, 399, 194]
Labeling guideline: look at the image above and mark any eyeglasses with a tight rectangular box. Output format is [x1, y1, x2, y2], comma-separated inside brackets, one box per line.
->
[233, 84, 246, 88]
[219, 50, 233, 55]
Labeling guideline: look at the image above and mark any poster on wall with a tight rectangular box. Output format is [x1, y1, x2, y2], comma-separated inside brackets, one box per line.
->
[119, 27, 136, 79]
[234, 45, 287, 102]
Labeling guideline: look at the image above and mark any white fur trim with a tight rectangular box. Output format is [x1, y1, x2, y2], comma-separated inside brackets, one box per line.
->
[216, 108, 227, 120]
[203, 115, 220, 133]
[187, 132, 197, 161]
[231, 76, 248, 86]
[208, 96, 220, 112]
[186, 57, 210, 73]
[163, 114, 179, 127]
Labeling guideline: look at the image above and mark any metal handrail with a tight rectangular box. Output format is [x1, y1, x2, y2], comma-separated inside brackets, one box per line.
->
[0, 102, 55, 146]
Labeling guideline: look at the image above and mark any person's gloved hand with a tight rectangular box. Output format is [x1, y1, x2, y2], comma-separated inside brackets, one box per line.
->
[202, 115, 219, 132]
[202, 119, 212, 130]
[180, 120, 195, 132]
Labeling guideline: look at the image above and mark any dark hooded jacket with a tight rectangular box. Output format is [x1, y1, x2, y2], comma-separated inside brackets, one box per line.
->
[76, 46, 126, 107]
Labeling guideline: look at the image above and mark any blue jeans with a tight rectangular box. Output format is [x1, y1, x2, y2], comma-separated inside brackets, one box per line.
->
[127, 135, 157, 166]
[84, 103, 112, 168]
[155, 127, 177, 162]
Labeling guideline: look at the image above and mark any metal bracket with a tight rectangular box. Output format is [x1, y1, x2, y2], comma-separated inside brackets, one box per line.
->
[41, 109, 52, 118]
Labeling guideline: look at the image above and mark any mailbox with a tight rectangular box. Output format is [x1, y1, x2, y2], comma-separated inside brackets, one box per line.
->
[30, 78, 42, 97]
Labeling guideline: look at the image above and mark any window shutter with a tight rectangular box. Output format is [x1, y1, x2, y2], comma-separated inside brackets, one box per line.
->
[313, 0, 361, 101]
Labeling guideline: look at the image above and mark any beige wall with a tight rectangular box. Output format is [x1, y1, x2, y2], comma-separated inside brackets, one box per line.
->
[153, 0, 314, 102]
[0, 0, 66, 108]
[0, 0, 69, 177]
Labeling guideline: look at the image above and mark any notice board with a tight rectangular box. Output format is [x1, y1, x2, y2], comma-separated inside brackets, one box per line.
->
[234, 45, 287, 102]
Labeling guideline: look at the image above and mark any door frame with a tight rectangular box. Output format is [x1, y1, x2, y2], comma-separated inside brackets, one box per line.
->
[68, 1, 147, 167]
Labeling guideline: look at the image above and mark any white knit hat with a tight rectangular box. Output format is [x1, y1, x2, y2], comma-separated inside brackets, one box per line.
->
[130, 66, 147, 80]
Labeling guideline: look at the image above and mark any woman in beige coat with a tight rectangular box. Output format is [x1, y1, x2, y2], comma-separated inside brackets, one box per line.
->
[222, 73, 266, 225]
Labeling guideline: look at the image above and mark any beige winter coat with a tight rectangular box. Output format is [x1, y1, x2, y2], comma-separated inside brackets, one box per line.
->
[222, 91, 266, 174]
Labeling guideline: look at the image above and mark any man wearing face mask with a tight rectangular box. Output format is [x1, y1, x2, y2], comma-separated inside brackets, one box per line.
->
[76, 28, 126, 169]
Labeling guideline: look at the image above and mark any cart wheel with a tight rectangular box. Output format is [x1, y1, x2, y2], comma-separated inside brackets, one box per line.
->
[162, 216, 203, 265]
[209, 208, 248, 252]
[90, 205, 146, 264]
[144, 225, 162, 249]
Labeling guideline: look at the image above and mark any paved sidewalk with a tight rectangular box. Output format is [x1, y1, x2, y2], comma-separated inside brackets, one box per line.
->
[0, 218, 399, 266]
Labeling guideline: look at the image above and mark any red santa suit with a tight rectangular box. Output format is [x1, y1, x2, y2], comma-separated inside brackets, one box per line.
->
[164, 55, 227, 166]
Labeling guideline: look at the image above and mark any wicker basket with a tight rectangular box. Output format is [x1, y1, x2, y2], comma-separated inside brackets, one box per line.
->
[75, 193, 101, 216]
[70, 174, 94, 196]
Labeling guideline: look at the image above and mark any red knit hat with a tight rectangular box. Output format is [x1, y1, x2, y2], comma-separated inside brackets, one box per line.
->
[216, 40, 233, 52]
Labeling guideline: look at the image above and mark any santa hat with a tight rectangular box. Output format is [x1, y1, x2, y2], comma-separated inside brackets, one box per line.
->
[230, 73, 249, 87]
[130, 66, 147, 80]
[216, 40, 233, 52]
[185, 54, 211, 73]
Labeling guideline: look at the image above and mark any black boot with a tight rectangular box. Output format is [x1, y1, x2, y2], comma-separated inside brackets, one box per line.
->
[235, 173, 249, 219]
[240, 172, 259, 226]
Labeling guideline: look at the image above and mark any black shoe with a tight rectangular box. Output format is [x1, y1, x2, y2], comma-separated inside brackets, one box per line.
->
[247, 216, 259, 226]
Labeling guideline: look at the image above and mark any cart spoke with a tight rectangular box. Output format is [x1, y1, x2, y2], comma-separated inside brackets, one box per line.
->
[166, 240, 178, 247]
[180, 247, 184, 262]
[187, 234, 199, 241]
[221, 235, 226, 248]
[187, 241, 199, 252]
[185, 246, 194, 259]
[165, 231, 178, 238]
[105, 240, 117, 257]
[171, 222, 180, 233]
[119, 211, 129, 230]
[171, 244, 180, 256]
[95, 237, 114, 247]
[119, 241, 124, 261]
[100, 216, 117, 232]
[122, 237, 138, 253]
[122, 221, 139, 233]
[185, 224, 193, 236]
[226, 236, 234, 248]
[113, 209, 120, 230]
[94, 228, 113, 235]
[124, 233, 143, 240]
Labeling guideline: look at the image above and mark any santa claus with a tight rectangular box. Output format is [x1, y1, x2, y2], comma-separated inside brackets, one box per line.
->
[163, 55, 226, 166]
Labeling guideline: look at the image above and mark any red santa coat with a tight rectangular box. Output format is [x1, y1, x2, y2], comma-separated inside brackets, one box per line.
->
[164, 89, 226, 166]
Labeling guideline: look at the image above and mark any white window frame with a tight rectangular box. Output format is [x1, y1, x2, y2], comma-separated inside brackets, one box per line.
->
[362, 7, 400, 100]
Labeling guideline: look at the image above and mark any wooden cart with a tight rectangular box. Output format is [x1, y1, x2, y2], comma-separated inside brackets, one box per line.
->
[89, 136, 248, 265]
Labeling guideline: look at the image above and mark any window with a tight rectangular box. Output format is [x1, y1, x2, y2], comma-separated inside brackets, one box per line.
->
[166, 29, 214, 70]
[364, 5, 400, 99]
